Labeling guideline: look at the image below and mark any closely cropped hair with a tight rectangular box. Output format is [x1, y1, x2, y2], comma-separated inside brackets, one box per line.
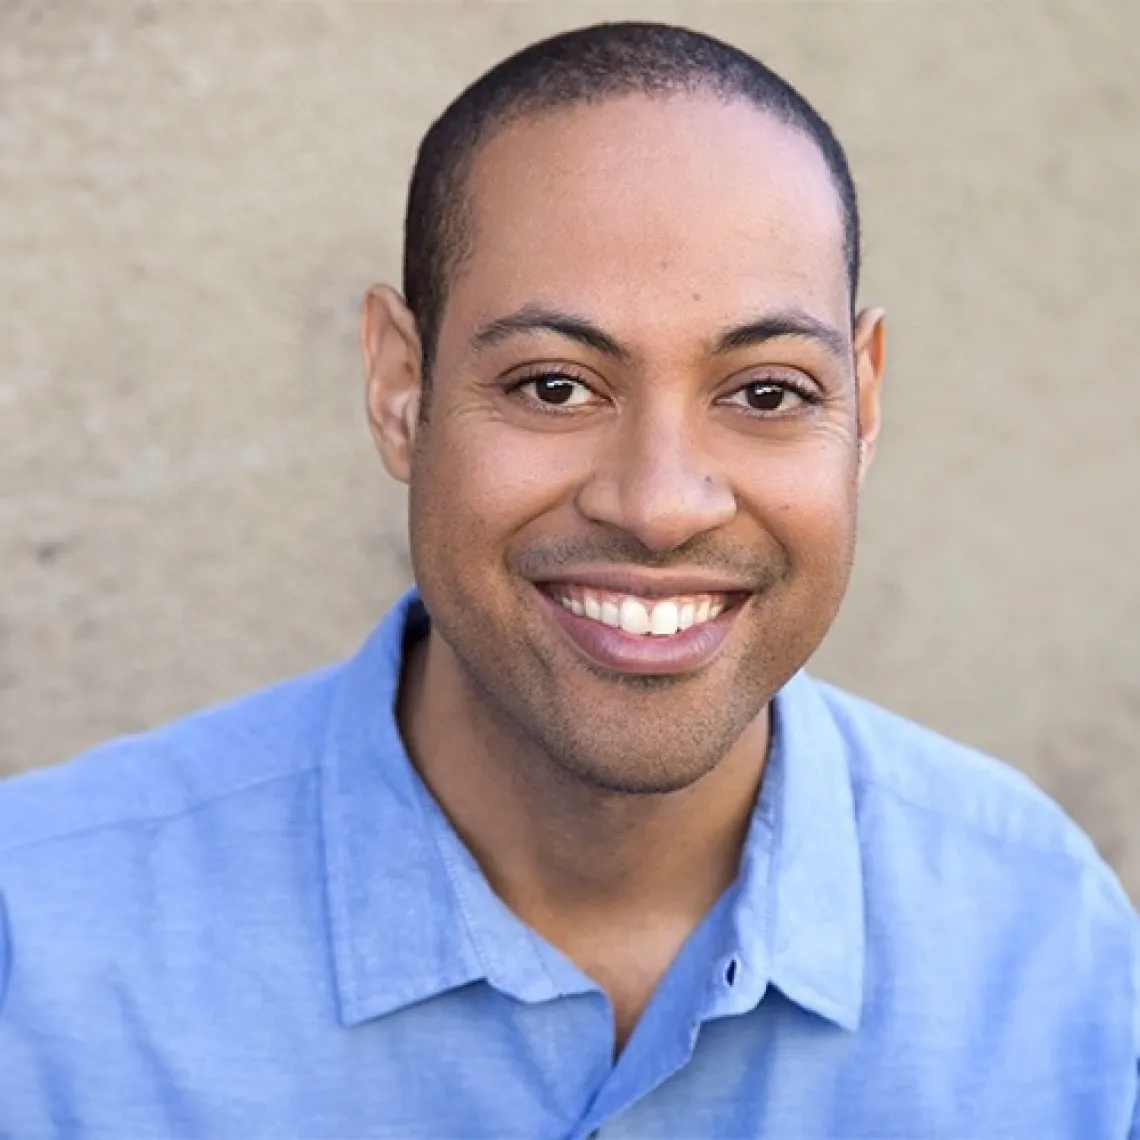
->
[403, 21, 861, 377]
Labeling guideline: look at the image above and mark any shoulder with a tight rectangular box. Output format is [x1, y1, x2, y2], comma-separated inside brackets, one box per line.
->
[0, 662, 351, 1028]
[814, 677, 1114, 871]
[0, 662, 342, 861]
[812, 676, 1140, 1008]
[811, 678, 1138, 962]
[814, 678, 1140, 1031]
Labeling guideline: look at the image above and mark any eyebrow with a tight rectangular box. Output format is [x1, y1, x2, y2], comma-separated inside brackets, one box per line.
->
[713, 311, 849, 361]
[469, 304, 848, 363]
[470, 305, 631, 363]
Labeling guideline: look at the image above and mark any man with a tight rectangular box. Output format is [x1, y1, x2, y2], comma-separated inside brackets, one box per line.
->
[1, 21, 1136, 1139]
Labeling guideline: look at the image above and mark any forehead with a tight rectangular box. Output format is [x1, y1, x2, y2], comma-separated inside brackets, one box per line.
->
[446, 94, 850, 346]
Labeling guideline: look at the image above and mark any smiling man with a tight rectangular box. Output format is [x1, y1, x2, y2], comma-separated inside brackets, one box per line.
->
[1, 21, 1138, 1140]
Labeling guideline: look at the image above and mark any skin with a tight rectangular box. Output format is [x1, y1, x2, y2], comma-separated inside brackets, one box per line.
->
[363, 93, 886, 1050]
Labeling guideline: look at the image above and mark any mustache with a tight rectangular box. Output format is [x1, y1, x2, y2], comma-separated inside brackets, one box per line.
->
[508, 535, 788, 591]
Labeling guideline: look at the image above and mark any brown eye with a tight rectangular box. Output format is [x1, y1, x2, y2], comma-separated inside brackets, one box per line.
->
[725, 382, 808, 414]
[517, 374, 595, 408]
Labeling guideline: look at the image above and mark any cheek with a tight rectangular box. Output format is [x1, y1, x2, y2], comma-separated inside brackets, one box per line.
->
[411, 421, 589, 548]
[737, 440, 859, 562]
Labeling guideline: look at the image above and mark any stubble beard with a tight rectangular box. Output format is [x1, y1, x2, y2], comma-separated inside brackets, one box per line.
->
[449, 621, 770, 797]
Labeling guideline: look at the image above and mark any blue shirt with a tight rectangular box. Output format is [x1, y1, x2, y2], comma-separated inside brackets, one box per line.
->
[1, 590, 1137, 1139]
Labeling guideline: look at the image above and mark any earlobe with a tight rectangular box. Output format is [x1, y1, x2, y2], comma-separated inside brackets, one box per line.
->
[362, 286, 424, 484]
[852, 307, 887, 482]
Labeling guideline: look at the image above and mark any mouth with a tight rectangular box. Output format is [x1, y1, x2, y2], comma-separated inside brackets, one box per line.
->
[533, 580, 749, 676]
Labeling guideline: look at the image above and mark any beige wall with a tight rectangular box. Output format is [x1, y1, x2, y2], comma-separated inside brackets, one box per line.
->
[2, 2, 1138, 897]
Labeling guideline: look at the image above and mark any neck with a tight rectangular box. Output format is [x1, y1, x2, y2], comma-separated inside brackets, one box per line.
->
[399, 628, 770, 943]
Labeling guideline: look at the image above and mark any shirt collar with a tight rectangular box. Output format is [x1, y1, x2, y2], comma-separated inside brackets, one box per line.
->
[319, 590, 486, 1025]
[321, 590, 865, 1031]
[727, 669, 867, 1031]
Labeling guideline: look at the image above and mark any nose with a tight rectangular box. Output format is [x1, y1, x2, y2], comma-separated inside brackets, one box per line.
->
[576, 408, 737, 553]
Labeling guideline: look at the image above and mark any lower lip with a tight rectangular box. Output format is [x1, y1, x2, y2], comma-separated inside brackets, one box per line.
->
[536, 589, 741, 676]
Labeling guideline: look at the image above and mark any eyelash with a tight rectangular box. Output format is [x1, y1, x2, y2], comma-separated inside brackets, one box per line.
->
[505, 368, 599, 411]
[727, 376, 824, 415]
[505, 369, 823, 416]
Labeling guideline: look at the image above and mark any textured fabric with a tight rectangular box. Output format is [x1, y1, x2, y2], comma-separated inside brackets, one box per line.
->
[1, 590, 1137, 1139]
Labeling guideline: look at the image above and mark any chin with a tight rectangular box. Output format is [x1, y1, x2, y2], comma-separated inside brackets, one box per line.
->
[547, 733, 731, 797]
[559, 760, 714, 797]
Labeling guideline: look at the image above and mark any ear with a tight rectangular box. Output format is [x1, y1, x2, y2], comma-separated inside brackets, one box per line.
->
[852, 307, 887, 483]
[362, 285, 423, 484]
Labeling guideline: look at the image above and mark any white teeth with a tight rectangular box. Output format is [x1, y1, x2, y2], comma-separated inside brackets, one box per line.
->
[618, 597, 651, 636]
[649, 600, 679, 637]
[558, 588, 730, 637]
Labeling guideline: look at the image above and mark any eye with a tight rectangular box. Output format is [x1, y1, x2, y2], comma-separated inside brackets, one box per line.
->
[723, 380, 814, 415]
[514, 372, 598, 409]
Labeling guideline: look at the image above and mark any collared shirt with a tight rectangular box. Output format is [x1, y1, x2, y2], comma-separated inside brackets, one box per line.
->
[1, 590, 1137, 1139]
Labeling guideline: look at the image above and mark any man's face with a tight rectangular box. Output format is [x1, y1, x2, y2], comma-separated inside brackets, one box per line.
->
[375, 94, 883, 793]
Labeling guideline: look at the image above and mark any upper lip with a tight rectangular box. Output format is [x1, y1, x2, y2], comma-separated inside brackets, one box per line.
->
[532, 566, 754, 598]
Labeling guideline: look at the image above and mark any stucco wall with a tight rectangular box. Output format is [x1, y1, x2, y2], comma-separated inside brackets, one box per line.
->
[2, 1, 1138, 897]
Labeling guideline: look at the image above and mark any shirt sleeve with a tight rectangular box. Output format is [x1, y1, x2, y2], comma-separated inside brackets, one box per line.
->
[0, 887, 8, 1018]
[1131, 911, 1140, 1140]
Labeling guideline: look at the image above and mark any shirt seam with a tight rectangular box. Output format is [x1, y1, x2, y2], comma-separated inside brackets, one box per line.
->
[0, 765, 318, 863]
[1131, 916, 1140, 1073]
[0, 890, 10, 1016]
[431, 829, 498, 978]
[852, 770, 1114, 877]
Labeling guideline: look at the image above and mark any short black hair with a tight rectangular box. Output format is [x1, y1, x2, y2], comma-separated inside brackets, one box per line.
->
[403, 21, 860, 377]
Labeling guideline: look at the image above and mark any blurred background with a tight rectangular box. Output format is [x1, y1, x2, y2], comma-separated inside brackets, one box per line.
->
[1, 1, 1137, 899]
